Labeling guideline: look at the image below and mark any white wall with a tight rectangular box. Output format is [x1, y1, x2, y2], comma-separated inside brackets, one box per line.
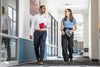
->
[19, 0, 25, 39]
[19, 0, 33, 40]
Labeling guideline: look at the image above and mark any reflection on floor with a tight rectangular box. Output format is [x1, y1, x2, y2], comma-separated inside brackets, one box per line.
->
[13, 55, 100, 67]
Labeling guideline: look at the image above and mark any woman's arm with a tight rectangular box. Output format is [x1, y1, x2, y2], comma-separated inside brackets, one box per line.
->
[72, 23, 77, 32]
[60, 23, 64, 32]
[60, 23, 65, 35]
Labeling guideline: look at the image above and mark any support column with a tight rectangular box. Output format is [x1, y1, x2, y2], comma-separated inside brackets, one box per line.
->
[89, 0, 99, 61]
[83, 14, 89, 57]
[98, 0, 100, 62]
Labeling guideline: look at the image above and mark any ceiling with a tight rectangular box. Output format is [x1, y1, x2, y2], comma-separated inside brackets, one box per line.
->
[46, 0, 89, 14]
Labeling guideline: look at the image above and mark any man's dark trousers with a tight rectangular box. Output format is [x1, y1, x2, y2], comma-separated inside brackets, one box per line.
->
[34, 31, 47, 62]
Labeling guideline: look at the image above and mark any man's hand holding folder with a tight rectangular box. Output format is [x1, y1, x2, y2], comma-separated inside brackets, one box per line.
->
[39, 22, 47, 29]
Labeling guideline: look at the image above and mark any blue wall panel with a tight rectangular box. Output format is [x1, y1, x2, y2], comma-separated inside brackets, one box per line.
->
[24, 40, 36, 60]
[18, 38, 25, 62]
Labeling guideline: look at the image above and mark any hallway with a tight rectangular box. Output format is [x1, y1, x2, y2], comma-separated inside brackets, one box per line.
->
[0, 0, 100, 67]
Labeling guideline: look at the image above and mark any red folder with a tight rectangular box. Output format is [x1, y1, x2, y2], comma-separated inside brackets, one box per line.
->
[39, 22, 44, 29]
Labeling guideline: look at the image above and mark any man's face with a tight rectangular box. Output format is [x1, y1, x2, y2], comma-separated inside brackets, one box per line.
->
[40, 7, 46, 14]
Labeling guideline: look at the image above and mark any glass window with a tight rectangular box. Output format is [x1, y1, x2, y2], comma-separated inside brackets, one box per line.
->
[1, 37, 17, 61]
[8, 7, 13, 20]
[8, 6, 16, 36]
[13, 10, 16, 21]
[48, 14, 58, 56]
[0, 0, 18, 62]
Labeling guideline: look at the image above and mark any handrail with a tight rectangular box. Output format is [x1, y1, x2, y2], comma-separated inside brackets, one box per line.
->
[0, 33, 19, 39]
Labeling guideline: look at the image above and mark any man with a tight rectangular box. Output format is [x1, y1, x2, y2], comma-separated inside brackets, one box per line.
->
[2, 6, 11, 61]
[30, 5, 50, 65]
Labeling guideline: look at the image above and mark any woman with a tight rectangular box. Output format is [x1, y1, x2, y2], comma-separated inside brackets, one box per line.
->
[60, 9, 77, 63]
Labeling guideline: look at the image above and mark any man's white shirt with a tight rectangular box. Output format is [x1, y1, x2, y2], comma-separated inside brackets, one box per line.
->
[30, 13, 50, 35]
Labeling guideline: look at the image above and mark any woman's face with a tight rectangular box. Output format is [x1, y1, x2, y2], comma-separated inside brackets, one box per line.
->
[65, 10, 70, 16]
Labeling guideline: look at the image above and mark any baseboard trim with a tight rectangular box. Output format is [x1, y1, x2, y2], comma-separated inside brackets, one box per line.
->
[57, 56, 63, 58]
[19, 59, 35, 63]
[83, 56, 89, 58]
[91, 59, 99, 62]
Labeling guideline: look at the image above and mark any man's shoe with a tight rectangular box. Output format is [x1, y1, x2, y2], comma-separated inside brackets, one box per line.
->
[38, 61, 43, 65]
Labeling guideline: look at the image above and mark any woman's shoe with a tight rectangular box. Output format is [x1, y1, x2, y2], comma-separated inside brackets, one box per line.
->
[64, 60, 70, 64]
[70, 59, 73, 63]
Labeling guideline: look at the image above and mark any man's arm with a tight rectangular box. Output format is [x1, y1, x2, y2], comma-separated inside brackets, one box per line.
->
[60, 23, 65, 35]
[30, 16, 35, 39]
[44, 17, 51, 28]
